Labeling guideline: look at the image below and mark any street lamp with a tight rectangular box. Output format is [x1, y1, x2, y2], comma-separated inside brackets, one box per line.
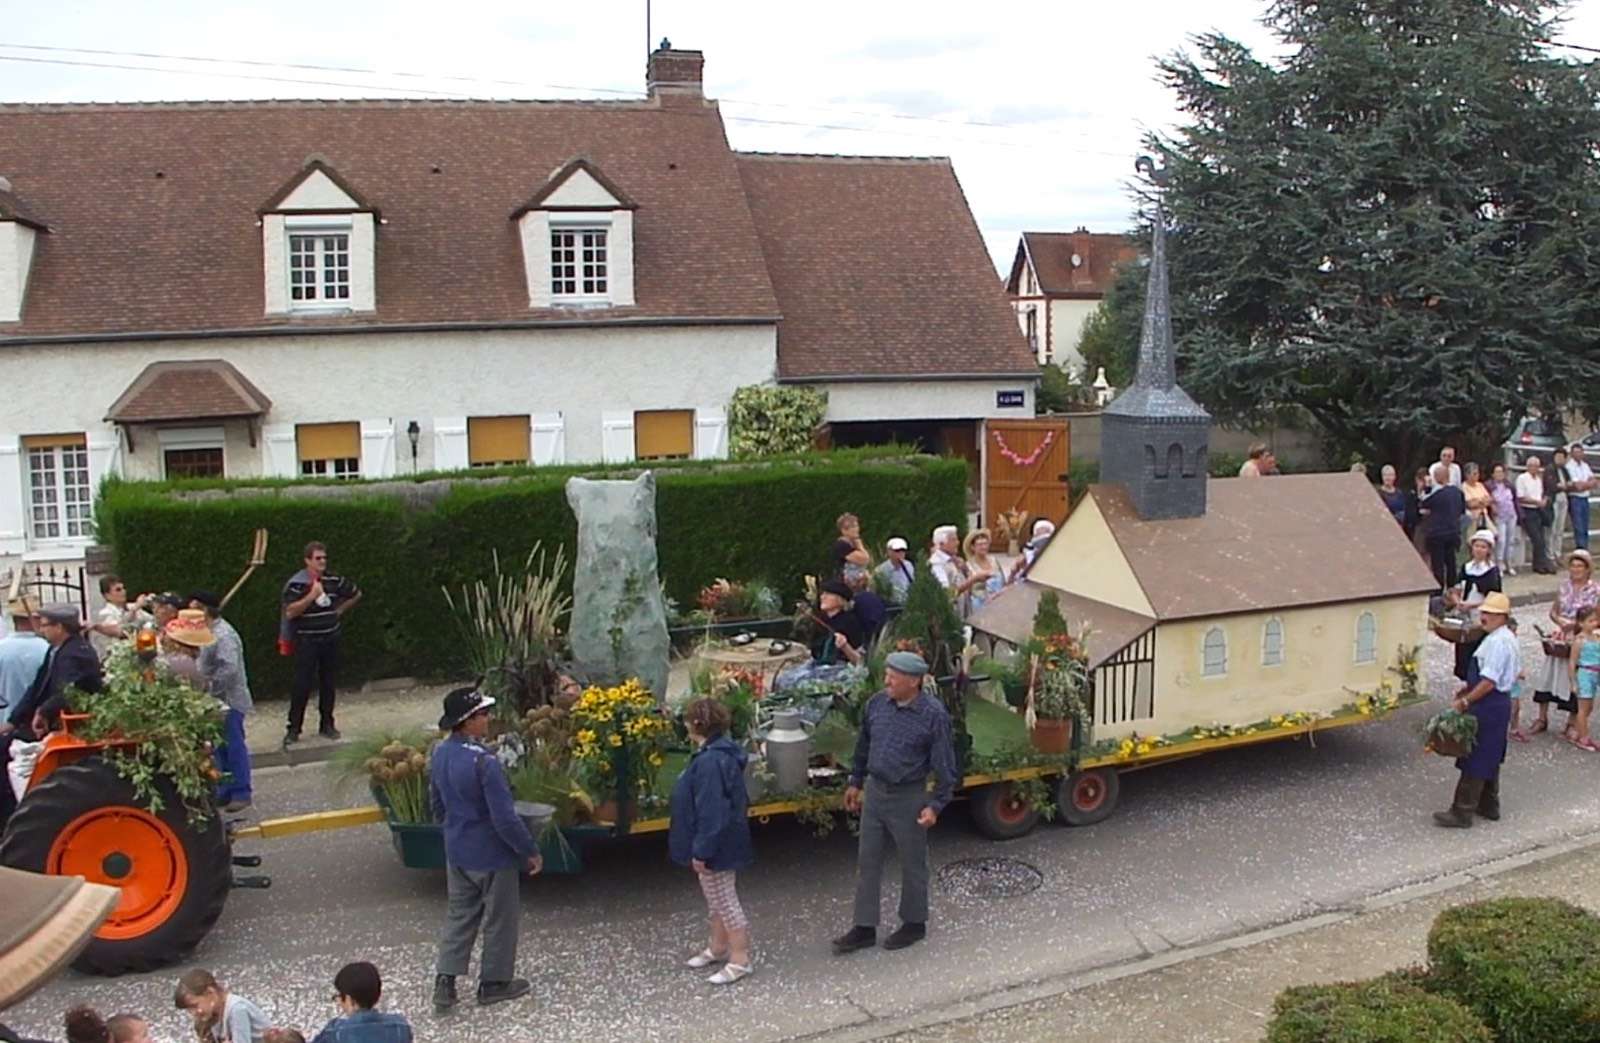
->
[406, 420, 420, 471]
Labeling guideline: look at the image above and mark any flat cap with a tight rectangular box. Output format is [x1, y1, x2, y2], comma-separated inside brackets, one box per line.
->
[38, 603, 79, 625]
[885, 650, 929, 676]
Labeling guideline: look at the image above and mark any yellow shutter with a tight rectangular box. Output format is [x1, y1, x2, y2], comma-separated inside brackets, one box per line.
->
[468, 415, 530, 466]
[634, 410, 694, 460]
[21, 433, 87, 449]
[296, 421, 360, 461]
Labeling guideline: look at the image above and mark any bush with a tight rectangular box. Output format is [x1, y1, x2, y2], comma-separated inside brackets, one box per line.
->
[1427, 897, 1600, 1043]
[97, 451, 966, 698]
[727, 385, 827, 457]
[1266, 979, 1491, 1042]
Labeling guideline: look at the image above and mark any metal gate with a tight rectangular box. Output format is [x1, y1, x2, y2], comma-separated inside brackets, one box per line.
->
[14, 563, 89, 619]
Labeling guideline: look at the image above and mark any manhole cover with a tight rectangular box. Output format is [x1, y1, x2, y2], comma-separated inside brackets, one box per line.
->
[936, 856, 1044, 899]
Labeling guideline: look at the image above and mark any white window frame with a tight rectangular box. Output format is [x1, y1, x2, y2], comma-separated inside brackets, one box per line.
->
[285, 216, 353, 313]
[1201, 626, 1228, 678]
[300, 456, 361, 480]
[549, 222, 611, 303]
[1261, 617, 1285, 667]
[1354, 612, 1379, 665]
[157, 427, 226, 480]
[26, 439, 93, 543]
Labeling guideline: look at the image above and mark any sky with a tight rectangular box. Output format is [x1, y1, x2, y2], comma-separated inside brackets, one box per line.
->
[5, 0, 1600, 273]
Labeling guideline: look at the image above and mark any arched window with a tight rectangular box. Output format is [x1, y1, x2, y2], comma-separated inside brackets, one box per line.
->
[1262, 617, 1285, 666]
[1202, 626, 1228, 677]
[1354, 612, 1378, 665]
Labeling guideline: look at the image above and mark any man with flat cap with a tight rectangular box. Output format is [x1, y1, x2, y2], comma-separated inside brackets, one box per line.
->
[430, 686, 541, 1015]
[833, 650, 959, 954]
[0, 604, 102, 825]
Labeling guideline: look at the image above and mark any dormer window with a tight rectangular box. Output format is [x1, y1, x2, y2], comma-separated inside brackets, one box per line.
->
[551, 227, 608, 299]
[0, 176, 48, 323]
[259, 158, 377, 317]
[514, 158, 637, 309]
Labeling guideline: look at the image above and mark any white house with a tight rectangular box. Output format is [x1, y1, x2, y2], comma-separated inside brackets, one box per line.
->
[1004, 229, 1138, 377]
[0, 45, 1035, 578]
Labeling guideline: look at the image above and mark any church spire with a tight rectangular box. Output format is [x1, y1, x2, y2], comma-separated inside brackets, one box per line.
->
[1098, 156, 1211, 520]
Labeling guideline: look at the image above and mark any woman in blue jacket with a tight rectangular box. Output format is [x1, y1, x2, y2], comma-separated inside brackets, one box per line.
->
[669, 698, 755, 984]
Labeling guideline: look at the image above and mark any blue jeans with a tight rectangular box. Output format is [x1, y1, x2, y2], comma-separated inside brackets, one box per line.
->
[1572, 495, 1591, 551]
[215, 708, 252, 803]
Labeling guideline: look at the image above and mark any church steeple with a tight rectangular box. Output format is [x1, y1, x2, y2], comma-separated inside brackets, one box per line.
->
[1099, 156, 1211, 520]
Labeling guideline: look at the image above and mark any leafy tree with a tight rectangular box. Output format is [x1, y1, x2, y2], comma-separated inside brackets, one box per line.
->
[1034, 362, 1079, 414]
[728, 385, 827, 457]
[1148, 0, 1600, 473]
[1075, 257, 1147, 390]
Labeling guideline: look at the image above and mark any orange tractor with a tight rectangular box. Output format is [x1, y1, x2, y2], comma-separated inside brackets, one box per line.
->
[0, 714, 246, 975]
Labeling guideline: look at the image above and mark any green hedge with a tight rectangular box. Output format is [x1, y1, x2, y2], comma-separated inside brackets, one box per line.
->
[97, 451, 966, 698]
[1427, 897, 1600, 1043]
[1266, 978, 1491, 1043]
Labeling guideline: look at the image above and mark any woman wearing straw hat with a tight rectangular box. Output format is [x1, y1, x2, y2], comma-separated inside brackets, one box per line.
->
[1436, 590, 1518, 828]
[161, 609, 215, 689]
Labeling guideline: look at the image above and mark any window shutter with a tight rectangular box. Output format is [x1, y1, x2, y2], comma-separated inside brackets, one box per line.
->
[601, 412, 635, 464]
[694, 408, 728, 461]
[85, 429, 120, 535]
[360, 419, 396, 479]
[468, 416, 530, 467]
[262, 423, 299, 478]
[433, 417, 469, 471]
[0, 435, 25, 555]
[532, 413, 565, 466]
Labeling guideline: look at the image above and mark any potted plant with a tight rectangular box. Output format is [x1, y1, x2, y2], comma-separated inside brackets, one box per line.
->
[569, 678, 674, 826]
[1028, 630, 1089, 755]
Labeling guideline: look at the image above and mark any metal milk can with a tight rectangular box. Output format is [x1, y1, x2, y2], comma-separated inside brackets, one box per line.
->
[763, 709, 813, 794]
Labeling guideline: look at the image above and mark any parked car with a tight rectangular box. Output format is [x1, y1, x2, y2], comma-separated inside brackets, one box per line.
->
[1503, 414, 1567, 470]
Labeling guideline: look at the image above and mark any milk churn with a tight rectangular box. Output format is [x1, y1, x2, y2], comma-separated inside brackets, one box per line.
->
[762, 709, 814, 793]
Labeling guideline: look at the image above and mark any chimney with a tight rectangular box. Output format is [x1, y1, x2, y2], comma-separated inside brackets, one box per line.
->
[647, 40, 704, 100]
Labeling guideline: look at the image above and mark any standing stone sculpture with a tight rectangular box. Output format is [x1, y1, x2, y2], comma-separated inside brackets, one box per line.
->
[565, 472, 670, 700]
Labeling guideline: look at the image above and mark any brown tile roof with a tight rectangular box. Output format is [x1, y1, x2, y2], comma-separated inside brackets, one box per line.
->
[737, 153, 1037, 380]
[1007, 230, 1139, 298]
[0, 98, 780, 339]
[512, 157, 638, 216]
[1092, 472, 1438, 621]
[105, 359, 272, 422]
[0, 186, 47, 231]
[258, 158, 378, 215]
[969, 581, 1156, 669]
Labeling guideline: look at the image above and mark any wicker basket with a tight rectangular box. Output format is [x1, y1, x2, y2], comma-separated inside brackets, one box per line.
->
[1427, 735, 1472, 758]
[1543, 639, 1572, 659]
[1429, 619, 1482, 645]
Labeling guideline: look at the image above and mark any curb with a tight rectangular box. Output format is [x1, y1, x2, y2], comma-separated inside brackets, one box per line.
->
[251, 740, 349, 770]
[798, 828, 1600, 1043]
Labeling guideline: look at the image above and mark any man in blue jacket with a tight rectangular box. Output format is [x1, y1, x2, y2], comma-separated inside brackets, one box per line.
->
[429, 687, 541, 1014]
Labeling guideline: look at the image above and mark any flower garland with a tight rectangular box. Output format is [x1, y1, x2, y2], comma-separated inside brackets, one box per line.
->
[993, 428, 1056, 468]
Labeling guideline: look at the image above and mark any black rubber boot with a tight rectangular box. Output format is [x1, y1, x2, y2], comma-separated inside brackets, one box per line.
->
[432, 974, 458, 1014]
[1433, 775, 1483, 828]
[1476, 776, 1501, 821]
[831, 925, 877, 955]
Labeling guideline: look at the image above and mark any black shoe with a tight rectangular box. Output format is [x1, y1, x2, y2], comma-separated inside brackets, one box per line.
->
[281, 730, 300, 749]
[318, 725, 341, 741]
[883, 922, 927, 950]
[831, 926, 876, 955]
[432, 974, 458, 1014]
[476, 978, 532, 1006]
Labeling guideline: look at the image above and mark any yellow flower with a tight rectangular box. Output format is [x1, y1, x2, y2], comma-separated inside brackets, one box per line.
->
[648, 752, 664, 767]
[608, 733, 623, 747]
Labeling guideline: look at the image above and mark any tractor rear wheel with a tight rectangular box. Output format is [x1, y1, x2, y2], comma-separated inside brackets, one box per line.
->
[0, 757, 230, 975]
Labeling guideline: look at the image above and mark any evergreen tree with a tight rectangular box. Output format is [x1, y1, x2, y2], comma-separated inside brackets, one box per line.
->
[1031, 589, 1070, 640]
[1148, 0, 1600, 472]
[1075, 257, 1148, 389]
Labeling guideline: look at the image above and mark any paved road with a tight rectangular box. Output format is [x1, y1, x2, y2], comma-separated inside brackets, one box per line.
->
[12, 611, 1599, 1043]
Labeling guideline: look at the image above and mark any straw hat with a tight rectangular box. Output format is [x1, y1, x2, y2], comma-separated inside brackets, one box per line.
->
[164, 608, 216, 648]
[1468, 529, 1496, 548]
[1480, 591, 1513, 616]
[1569, 549, 1593, 569]
[0, 867, 119, 1010]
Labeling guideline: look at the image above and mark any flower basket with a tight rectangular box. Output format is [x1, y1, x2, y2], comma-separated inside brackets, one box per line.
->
[1429, 618, 1481, 645]
[1425, 709, 1478, 759]
[1029, 717, 1074, 755]
[1542, 639, 1572, 660]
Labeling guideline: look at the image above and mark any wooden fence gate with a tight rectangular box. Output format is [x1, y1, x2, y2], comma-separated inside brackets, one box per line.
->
[982, 417, 1070, 542]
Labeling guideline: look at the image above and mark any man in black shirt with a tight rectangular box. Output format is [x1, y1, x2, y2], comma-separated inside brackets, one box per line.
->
[281, 541, 362, 746]
[1422, 464, 1467, 590]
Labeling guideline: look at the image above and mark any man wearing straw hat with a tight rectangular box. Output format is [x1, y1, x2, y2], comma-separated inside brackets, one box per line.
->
[833, 650, 958, 955]
[430, 686, 541, 1014]
[1435, 590, 1519, 828]
[188, 591, 255, 813]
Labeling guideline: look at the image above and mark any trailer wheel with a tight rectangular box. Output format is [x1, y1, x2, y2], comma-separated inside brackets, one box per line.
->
[969, 783, 1041, 840]
[1055, 768, 1120, 826]
[0, 757, 231, 975]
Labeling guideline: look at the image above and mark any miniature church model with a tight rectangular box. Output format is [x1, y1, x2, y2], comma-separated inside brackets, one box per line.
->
[971, 162, 1437, 741]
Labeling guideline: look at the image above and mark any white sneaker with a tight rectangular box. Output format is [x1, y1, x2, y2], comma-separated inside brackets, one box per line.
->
[708, 962, 753, 985]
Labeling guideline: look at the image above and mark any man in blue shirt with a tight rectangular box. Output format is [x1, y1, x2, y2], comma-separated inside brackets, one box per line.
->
[0, 605, 47, 721]
[833, 651, 958, 955]
[430, 687, 541, 1014]
[311, 962, 412, 1043]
